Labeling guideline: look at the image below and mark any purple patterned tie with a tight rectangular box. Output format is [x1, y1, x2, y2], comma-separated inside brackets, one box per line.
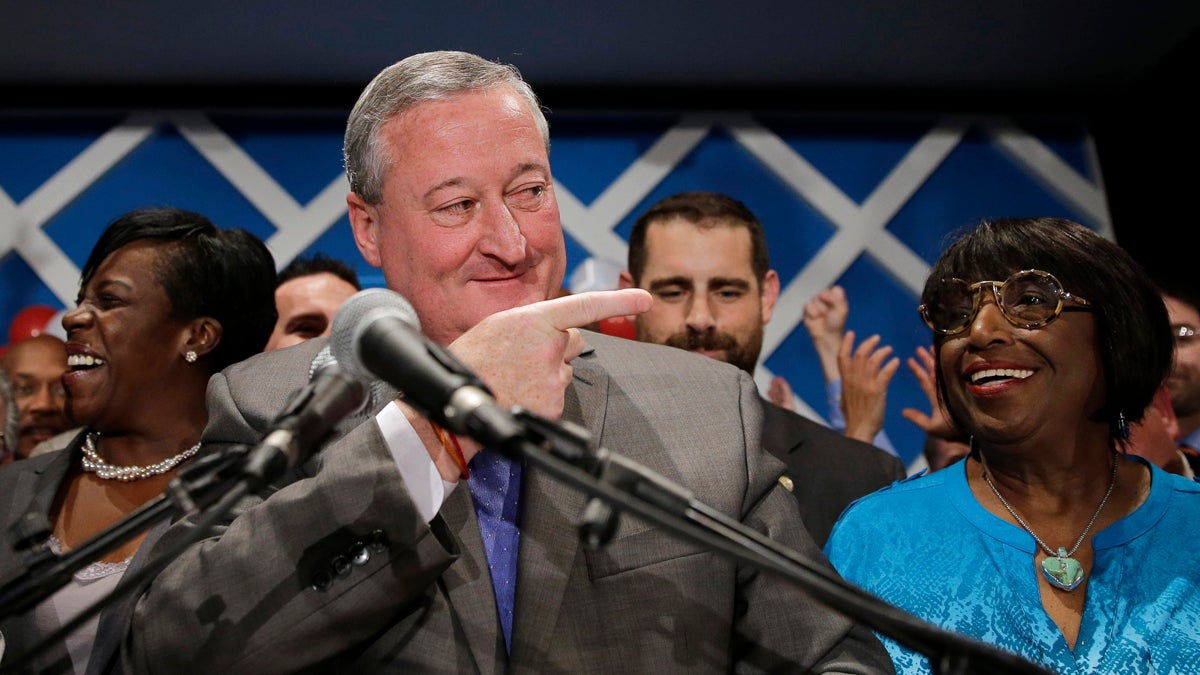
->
[468, 448, 523, 654]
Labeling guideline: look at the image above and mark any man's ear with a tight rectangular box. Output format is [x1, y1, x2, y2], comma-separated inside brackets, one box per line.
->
[348, 193, 383, 269]
[617, 270, 636, 290]
[760, 270, 780, 324]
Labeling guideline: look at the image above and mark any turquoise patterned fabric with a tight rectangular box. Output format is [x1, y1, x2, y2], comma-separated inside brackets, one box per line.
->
[826, 455, 1200, 674]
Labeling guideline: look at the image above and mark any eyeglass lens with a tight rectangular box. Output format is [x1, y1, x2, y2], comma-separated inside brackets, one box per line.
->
[926, 271, 1063, 333]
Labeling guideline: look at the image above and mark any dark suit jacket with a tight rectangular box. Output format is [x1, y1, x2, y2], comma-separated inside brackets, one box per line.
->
[0, 429, 166, 675]
[761, 400, 906, 549]
[124, 334, 893, 674]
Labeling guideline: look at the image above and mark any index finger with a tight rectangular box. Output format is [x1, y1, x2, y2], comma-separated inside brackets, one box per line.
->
[538, 288, 653, 331]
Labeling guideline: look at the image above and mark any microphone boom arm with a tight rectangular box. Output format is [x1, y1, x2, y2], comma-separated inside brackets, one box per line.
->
[502, 409, 1055, 675]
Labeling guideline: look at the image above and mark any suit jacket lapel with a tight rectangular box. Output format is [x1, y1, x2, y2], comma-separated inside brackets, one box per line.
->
[440, 479, 502, 673]
[759, 397, 803, 457]
[512, 346, 607, 663]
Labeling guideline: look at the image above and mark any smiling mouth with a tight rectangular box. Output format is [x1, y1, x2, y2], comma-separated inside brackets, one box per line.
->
[968, 368, 1033, 386]
[24, 426, 61, 441]
[67, 354, 106, 369]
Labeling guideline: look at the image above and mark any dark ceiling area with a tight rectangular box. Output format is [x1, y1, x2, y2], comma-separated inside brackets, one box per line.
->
[5, 1, 1199, 103]
[3, 0, 1198, 273]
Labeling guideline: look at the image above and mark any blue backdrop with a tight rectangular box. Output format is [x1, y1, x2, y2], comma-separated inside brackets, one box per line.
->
[0, 109, 1108, 472]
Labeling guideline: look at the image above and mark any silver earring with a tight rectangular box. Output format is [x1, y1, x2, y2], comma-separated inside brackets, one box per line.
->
[185, 350, 198, 363]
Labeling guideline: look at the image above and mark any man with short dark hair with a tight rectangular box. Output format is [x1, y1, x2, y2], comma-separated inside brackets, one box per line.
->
[621, 190, 905, 546]
[264, 253, 362, 351]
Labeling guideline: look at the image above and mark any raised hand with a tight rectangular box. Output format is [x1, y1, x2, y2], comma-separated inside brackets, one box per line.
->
[901, 344, 971, 471]
[837, 330, 900, 444]
[450, 288, 653, 420]
[803, 286, 849, 383]
[412, 289, 652, 477]
[767, 375, 796, 411]
[899, 344, 961, 441]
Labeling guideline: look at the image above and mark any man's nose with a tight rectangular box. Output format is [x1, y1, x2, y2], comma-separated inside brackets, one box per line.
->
[685, 296, 716, 331]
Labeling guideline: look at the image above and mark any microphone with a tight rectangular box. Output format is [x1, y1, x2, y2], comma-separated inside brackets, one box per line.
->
[239, 358, 368, 490]
[329, 288, 525, 450]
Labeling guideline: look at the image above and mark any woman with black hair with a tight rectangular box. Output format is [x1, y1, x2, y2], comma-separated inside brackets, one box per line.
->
[826, 217, 1200, 673]
[0, 207, 276, 674]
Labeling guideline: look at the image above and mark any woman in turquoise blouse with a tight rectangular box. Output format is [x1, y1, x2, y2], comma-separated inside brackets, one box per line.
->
[826, 217, 1200, 674]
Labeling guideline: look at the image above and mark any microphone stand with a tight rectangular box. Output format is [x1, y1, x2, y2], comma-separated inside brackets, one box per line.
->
[0, 448, 256, 673]
[500, 409, 1055, 675]
[0, 368, 363, 672]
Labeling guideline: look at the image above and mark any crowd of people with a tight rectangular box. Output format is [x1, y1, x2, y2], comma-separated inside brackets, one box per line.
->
[0, 48, 1196, 675]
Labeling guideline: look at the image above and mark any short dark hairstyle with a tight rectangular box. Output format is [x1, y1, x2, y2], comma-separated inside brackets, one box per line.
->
[1151, 273, 1200, 321]
[276, 253, 361, 291]
[627, 191, 770, 286]
[79, 207, 278, 372]
[922, 216, 1172, 450]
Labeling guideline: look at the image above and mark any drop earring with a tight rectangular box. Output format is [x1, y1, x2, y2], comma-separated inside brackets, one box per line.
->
[1117, 411, 1130, 440]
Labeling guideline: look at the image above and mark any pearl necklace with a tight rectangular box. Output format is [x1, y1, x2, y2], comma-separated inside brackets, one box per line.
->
[80, 431, 200, 482]
[980, 451, 1118, 592]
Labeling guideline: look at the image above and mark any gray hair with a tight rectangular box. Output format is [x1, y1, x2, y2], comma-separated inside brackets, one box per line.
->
[344, 50, 550, 205]
[0, 369, 17, 462]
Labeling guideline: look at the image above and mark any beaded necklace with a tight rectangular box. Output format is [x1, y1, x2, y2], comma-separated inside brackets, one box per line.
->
[80, 431, 200, 482]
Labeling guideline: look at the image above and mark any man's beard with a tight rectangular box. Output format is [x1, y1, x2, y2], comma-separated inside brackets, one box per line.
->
[643, 325, 763, 376]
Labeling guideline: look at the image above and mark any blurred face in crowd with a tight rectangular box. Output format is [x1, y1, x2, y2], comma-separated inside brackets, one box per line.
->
[348, 87, 566, 345]
[265, 272, 360, 351]
[0, 334, 70, 458]
[622, 218, 779, 375]
[1126, 384, 1183, 472]
[1163, 293, 1200, 433]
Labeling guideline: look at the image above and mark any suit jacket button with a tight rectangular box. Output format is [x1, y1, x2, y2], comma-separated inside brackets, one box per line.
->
[349, 542, 371, 566]
[332, 554, 352, 578]
[366, 529, 389, 554]
[311, 569, 333, 592]
[778, 475, 794, 492]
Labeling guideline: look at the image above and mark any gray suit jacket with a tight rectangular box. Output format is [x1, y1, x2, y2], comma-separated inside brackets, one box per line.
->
[124, 333, 893, 674]
[761, 401, 906, 548]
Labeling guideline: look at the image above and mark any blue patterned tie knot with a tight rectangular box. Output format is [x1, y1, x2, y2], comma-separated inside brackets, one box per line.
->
[469, 448, 523, 654]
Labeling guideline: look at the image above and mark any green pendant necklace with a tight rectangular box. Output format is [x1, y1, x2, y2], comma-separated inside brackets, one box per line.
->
[980, 451, 1118, 592]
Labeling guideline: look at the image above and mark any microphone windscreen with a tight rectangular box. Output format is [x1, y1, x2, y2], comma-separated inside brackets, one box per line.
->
[329, 288, 421, 381]
[308, 344, 336, 381]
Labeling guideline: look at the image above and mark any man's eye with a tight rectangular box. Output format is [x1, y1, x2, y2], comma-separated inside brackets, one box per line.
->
[441, 200, 475, 216]
[287, 319, 328, 339]
[508, 184, 547, 209]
